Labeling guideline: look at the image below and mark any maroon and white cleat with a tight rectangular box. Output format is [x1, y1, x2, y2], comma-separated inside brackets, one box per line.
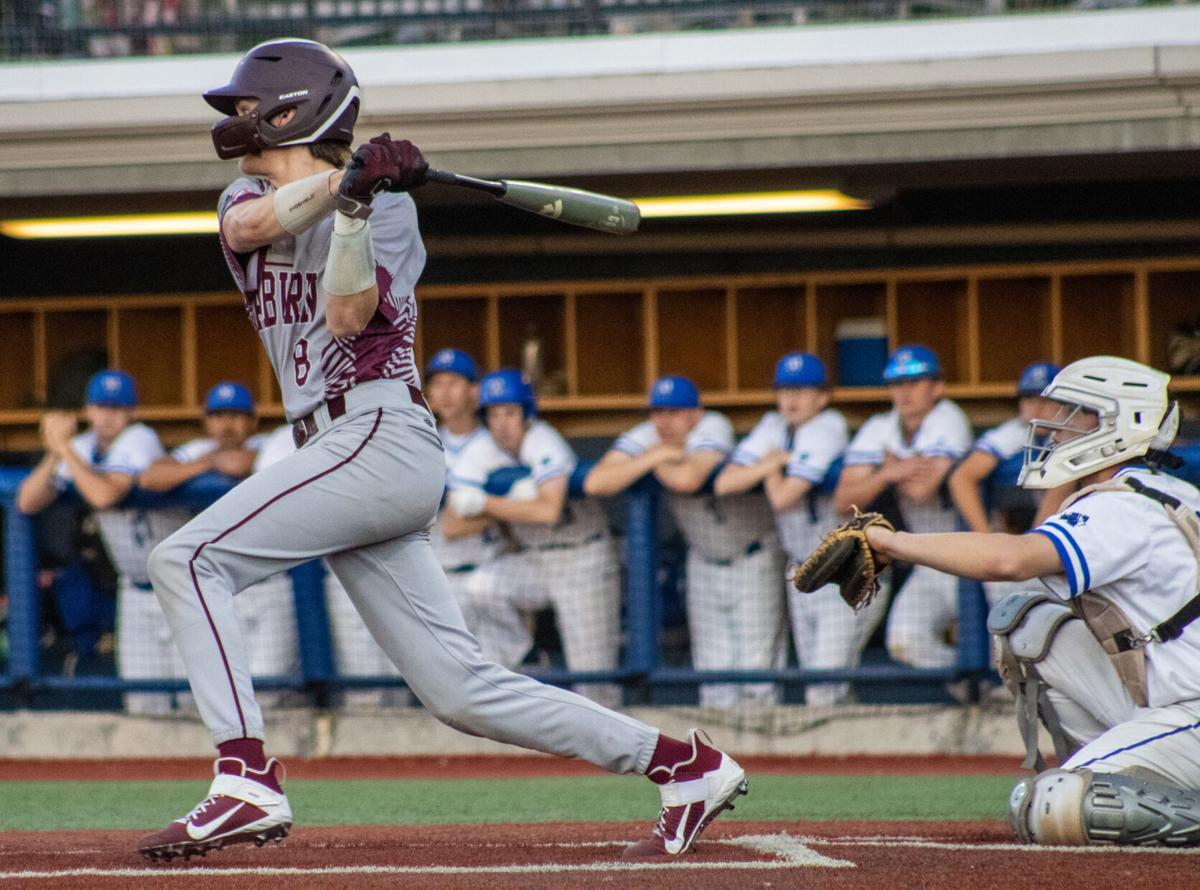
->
[624, 729, 748, 857]
[138, 757, 292, 861]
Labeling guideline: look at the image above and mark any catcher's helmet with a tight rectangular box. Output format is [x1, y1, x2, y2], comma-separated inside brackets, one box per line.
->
[1018, 356, 1177, 489]
[204, 38, 360, 160]
[479, 369, 536, 418]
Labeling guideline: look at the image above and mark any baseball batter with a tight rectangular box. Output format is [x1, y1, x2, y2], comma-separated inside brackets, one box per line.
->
[834, 345, 973, 669]
[864, 356, 1200, 847]
[138, 38, 745, 861]
[141, 382, 299, 707]
[17, 370, 193, 716]
[715, 353, 885, 707]
[587, 375, 786, 710]
[447, 369, 621, 708]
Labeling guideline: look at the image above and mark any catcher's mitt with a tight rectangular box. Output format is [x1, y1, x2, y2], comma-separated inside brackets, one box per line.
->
[791, 507, 894, 612]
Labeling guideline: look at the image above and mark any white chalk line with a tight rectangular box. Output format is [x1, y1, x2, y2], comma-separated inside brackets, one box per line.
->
[805, 835, 1200, 856]
[0, 833, 851, 878]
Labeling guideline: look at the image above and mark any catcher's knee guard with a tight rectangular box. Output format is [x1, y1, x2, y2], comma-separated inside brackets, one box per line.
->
[988, 591, 1077, 770]
[1010, 768, 1200, 847]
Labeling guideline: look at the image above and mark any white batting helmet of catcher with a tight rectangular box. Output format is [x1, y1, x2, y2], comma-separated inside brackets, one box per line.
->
[1018, 355, 1177, 489]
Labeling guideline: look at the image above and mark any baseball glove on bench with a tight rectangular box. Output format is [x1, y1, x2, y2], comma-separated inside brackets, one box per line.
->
[791, 507, 893, 612]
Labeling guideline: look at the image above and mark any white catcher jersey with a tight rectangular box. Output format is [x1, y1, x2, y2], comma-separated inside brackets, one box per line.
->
[218, 177, 427, 422]
[1032, 465, 1200, 709]
[973, 416, 1026, 462]
[449, 419, 607, 549]
[433, 424, 501, 570]
[616, 412, 777, 562]
[54, 423, 190, 584]
[844, 399, 973, 533]
[730, 408, 849, 562]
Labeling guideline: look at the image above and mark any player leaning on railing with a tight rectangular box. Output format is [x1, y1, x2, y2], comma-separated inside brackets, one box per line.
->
[802, 356, 1200, 847]
[136, 36, 746, 862]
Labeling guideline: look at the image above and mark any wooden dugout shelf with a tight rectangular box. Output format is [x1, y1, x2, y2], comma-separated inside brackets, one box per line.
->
[0, 256, 1197, 448]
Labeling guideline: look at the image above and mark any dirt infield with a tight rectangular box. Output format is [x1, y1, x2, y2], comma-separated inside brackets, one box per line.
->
[0, 753, 1022, 781]
[3, 820, 1197, 889]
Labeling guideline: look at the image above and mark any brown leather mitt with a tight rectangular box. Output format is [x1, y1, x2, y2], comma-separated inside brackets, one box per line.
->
[791, 507, 894, 612]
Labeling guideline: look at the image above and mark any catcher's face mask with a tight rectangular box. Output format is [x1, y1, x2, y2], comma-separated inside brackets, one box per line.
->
[1018, 355, 1173, 489]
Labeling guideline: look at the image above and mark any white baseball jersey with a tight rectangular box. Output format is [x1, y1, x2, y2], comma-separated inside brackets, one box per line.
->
[253, 424, 297, 472]
[1032, 465, 1200, 709]
[450, 419, 607, 549]
[432, 424, 500, 570]
[615, 412, 777, 562]
[973, 416, 1026, 462]
[730, 409, 849, 561]
[218, 178, 427, 422]
[844, 399, 973, 533]
[54, 423, 190, 585]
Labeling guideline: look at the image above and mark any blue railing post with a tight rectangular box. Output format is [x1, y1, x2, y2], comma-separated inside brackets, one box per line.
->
[288, 560, 335, 686]
[623, 477, 660, 678]
[4, 499, 39, 681]
[956, 577, 990, 675]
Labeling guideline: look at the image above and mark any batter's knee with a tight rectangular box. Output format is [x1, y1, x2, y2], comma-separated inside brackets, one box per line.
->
[1009, 768, 1200, 846]
[147, 533, 194, 595]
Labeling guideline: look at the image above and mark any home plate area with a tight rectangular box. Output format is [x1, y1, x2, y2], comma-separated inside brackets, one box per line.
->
[3, 822, 1200, 889]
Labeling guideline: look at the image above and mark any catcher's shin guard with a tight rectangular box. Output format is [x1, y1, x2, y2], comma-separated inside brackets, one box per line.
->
[1009, 768, 1200, 847]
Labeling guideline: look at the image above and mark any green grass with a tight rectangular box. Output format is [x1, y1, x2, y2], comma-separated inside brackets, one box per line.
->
[0, 774, 1016, 831]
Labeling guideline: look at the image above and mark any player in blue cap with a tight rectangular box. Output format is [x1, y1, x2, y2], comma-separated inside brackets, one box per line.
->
[716, 352, 883, 706]
[447, 368, 623, 708]
[834, 344, 974, 671]
[421, 348, 495, 631]
[17, 369, 194, 714]
[589, 374, 784, 709]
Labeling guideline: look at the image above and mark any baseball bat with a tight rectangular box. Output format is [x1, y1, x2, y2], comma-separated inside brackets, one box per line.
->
[424, 169, 640, 235]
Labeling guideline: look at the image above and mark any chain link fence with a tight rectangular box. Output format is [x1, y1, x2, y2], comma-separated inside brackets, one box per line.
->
[1, 0, 1187, 61]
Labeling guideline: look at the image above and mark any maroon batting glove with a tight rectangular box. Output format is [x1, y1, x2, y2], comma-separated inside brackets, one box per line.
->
[367, 133, 429, 192]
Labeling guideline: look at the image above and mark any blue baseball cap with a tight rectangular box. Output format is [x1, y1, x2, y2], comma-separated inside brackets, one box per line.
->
[774, 352, 827, 388]
[205, 381, 255, 415]
[478, 368, 537, 418]
[882, 345, 941, 383]
[1017, 361, 1060, 397]
[85, 370, 137, 408]
[426, 348, 478, 383]
[649, 375, 700, 409]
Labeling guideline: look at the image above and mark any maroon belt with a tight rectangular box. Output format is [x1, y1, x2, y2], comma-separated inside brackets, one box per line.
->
[292, 384, 430, 449]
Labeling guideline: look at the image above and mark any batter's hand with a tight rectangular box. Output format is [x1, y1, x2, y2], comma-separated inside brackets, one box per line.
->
[339, 133, 428, 214]
[449, 487, 487, 518]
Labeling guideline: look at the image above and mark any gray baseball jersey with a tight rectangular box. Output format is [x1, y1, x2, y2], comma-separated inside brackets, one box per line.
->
[218, 178, 427, 422]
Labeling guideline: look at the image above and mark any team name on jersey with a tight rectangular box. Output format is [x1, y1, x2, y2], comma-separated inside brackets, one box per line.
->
[247, 269, 319, 332]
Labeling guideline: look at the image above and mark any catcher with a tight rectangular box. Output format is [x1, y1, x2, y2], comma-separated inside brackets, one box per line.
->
[796, 355, 1200, 848]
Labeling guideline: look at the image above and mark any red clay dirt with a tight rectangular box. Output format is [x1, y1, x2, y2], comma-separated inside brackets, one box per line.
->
[1, 820, 1194, 890]
[0, 753, 1023, 781]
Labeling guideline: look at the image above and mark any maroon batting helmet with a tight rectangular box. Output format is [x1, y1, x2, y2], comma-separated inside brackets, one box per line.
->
[204, 38, 360, 160]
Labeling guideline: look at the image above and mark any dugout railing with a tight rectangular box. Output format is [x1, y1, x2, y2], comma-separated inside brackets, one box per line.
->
[0, 456, 997, 707]
[10, 443, 1199, 707]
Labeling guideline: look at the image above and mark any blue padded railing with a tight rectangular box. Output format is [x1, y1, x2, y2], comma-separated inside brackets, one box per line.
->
[8, 444, 1103, 701]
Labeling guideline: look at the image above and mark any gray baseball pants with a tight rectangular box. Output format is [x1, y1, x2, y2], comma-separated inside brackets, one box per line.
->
[148, 381, 657, 774]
